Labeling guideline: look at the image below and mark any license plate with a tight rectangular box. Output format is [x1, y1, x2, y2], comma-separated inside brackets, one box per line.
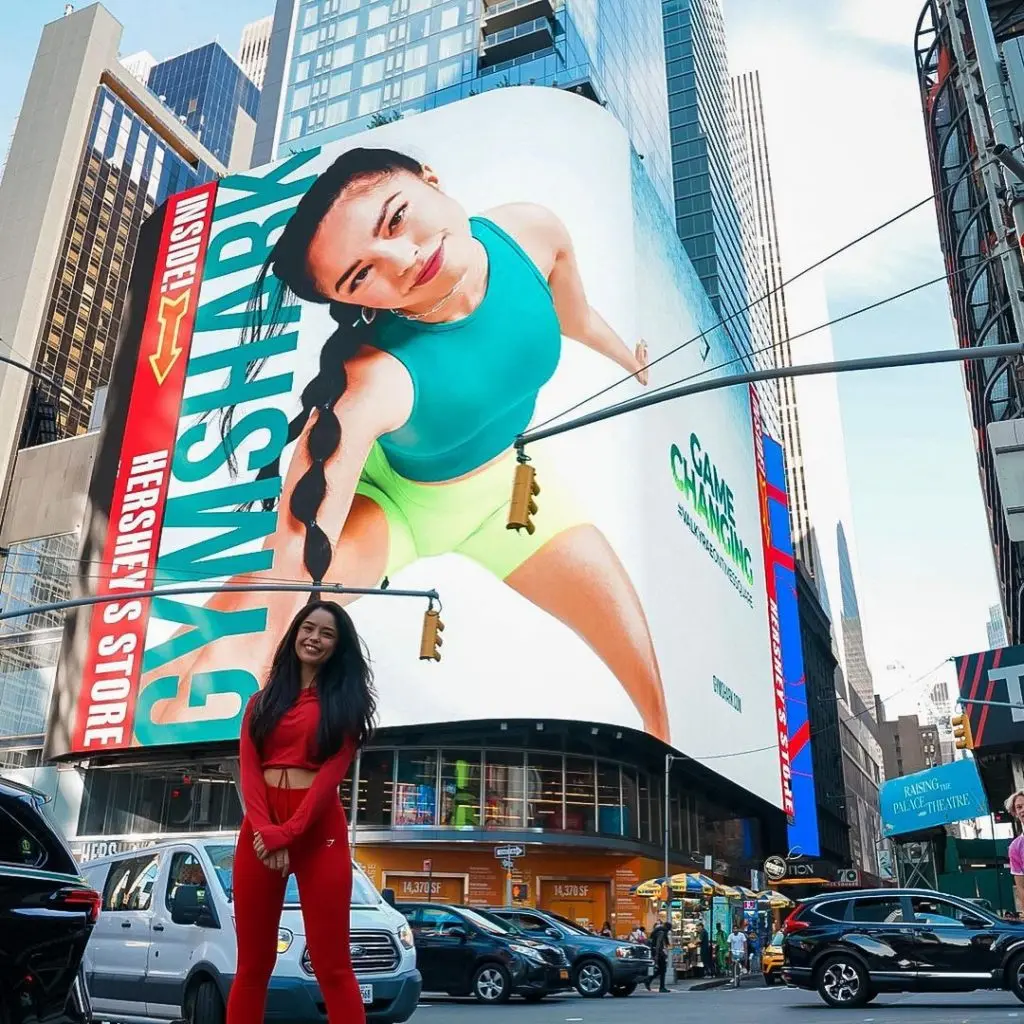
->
[360, 985, 373, 1005]
[559, 969, 569, 980]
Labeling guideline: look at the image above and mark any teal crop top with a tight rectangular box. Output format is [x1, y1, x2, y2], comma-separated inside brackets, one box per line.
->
[370, 216, 562, 483]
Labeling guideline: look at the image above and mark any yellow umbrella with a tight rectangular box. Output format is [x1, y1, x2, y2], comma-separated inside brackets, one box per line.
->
[633, 878, 666, 898]
[758, 889, 794, 909]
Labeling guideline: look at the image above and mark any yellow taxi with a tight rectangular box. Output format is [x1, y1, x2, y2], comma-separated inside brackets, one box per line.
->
[761, 943, 784, 986]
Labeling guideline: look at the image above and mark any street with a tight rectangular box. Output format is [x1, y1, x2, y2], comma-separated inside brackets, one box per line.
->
[415, 984, 1024, 1023]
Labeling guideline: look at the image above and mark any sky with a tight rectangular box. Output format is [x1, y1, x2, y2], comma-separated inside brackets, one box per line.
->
[0, 1, 1002, 710]
[725, 0, 1001, 705]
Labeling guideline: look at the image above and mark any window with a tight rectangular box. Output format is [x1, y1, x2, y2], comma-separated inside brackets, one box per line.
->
[484, 752, 525, 828]
[814, 899, 850, 922]
[356, 748, 392, 824]
[362, 59, 385, 85]
[565, 757, 596, 833]
[850, 896, 906, 923]
[402, 72, 426, 100]
[436, 59, 461, 89]
[329, 70, 352, 96]
[166, 851, 209, 910]
[410, 0, 432, 10]
[334, 43, 356, 66]
[440, 4, 458, 28]
[368, 3, 389, 26]
[527, 752, 563, 829]
[621, 770, 639, 838]
[910, 896, 985, 927]
[286, 115, 304, 140]
[303, 5, 319, 26]
[597, 764, 622, 836]
[358, 87, 382, 115]
[326, 98, 350, 125]
[299, 29, 318, 54]
[405, 43, 428, 69]
[365, 31, 387, 56]
[409, 906, 463, 934]
[515, 912, 555, 936]
[338, 15, 358, 38]
[0, 807, 45, 867]
[440, 750, 481, 826]
[291, 84, 312, 110]
[438, 29, 463, 59]
[102, 853, 161, 912]
[394, 749, 437, 825]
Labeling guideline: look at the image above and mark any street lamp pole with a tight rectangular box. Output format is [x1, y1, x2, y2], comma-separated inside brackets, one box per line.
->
[664, 752, 678, 986]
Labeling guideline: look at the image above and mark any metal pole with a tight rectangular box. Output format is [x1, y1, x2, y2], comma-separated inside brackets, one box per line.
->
[0, 580, 440, 622]
[517, 342, 1024, 449]
[663, 753, 676, 987]
[664, 753, 671, 886]
[0, 352, 70, 397]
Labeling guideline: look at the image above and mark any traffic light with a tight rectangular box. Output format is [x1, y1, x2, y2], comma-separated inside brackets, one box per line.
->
[508, 463, 540, 534]
[952, 712, 974, 750]
[420, 606, 444, 661]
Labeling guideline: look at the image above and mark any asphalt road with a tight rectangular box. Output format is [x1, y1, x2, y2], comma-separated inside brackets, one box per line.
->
[414, 982, 1024, 1023]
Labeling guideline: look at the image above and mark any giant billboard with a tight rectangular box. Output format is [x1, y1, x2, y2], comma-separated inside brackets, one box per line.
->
[955, 644, 1024, 751]
[50, 89, 788, 811]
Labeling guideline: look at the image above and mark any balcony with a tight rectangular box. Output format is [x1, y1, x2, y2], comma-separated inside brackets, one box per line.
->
[481, 0, 554, 34]
[480, 16, 555, 68]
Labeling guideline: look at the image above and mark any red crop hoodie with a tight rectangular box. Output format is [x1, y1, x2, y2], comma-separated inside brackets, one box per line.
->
[239, 687, 357, 853]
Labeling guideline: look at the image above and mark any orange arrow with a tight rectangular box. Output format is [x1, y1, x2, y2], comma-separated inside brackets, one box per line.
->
[149, 292, 191, 385]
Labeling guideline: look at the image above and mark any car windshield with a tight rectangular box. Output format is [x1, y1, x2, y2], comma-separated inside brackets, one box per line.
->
[472, 908, 522, 933]
[204, 844, 380, 907]
[545, 911, 591, 937]
[457, 907, 511, 935]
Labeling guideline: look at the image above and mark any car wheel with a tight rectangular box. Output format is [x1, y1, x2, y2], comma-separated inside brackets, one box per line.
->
[472, 964, 511, 1004]
[817, 954, 869, 1009]
[188, 979, 225, 1024]
[611, 983, 637, 997]
[1008, 952, 1024, 1004]
[575, 960, 611, 998]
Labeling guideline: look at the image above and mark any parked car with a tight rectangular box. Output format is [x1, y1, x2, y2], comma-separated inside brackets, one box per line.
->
[782, 887, 1024, 1008]
[0, 775, 98, 1024]
[761, 942, 783, 985]
[80, 838, 420, 1024]
[483, 905, 654, 998]
[398, 902, 570, 1003]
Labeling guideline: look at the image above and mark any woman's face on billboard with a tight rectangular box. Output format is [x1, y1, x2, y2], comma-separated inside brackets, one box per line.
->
[304, 167, 475, 313]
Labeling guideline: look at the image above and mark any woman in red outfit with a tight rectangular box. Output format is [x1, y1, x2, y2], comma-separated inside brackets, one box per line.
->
[230, 600, 377, 1024]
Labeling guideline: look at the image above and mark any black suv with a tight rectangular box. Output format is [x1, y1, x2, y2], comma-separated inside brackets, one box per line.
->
[484, 905, 653, 998]
[398, 902, 570, 1003]
[0, 776, 99, 1024]
[783, 887, 1024, 1008]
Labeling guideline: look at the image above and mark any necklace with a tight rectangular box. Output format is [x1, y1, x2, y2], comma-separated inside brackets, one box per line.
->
[393, 269, 469, 322]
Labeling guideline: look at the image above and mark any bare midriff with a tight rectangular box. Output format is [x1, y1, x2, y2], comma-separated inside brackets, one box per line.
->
[263, 766, 317, 790]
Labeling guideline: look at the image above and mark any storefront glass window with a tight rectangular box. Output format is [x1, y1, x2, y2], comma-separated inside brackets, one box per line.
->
[597, 763, 623, 836]
[526, 752, 563, 830]
[622, 769, 638, 839]
[650, 774, 662, 848]
[440, 750, 481, 827]
[671, 794, 683, 852]
[394, 749, 437, 826]
[483, 751, 525, 828]
[357, 749, 394, 827]
[565, 757, 596, 833]
[638, 772, 651, 843]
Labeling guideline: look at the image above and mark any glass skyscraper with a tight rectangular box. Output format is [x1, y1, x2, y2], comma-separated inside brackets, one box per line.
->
[254, 0, 673, 212]
[663, 0, 752, 363]
[149, 43, 261, 168]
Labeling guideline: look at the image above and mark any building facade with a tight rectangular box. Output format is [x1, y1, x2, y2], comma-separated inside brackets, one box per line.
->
[988, 602, 1009, 649]
[148, 42, 260, 170]
[0, 4, 224, 504]
[253, 0, 673, 212]
[120, 50, 157, 85]
[875, 700, 948, 780]
[239, 15, 274, 89]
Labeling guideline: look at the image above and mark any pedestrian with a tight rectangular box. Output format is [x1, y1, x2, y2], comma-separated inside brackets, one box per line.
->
[1005, 790, 1024, 915]
[230, 601, 377, 1024]
[715, 922, 728, 976]
[600, 920, 613, 938]
[644, 915, 672, 993]
[630, 923, 648, 944]
[698, 921, 712, 978]
[746, 925, 760, 972]
[728, 922, 747, 983]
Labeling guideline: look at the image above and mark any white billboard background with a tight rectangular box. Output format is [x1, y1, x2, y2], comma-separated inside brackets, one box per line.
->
[149, 89, 780, 808]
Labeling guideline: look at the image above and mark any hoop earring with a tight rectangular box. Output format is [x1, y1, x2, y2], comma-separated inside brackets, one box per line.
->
[361, 307, 377, 325]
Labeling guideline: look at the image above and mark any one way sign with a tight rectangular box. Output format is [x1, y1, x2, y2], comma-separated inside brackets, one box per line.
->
[494, 844, 525, 860]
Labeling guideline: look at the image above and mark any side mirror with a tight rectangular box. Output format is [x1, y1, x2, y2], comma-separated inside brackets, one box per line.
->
[447, 926, 468, 939]
[169, 885, 217, 928]
[964, 917, 988, 930]
[546, 927, 561, 939]
[382, 888, 396, 909]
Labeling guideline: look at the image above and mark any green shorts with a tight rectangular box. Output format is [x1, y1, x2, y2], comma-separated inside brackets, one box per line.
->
[355, 443, 583, 580]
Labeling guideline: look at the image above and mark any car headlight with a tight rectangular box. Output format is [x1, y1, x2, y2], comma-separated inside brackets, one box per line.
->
[398, 923, 415, 950]
[277, 928, 293, 954]
[301, 948, 314, 976]
[509, 943, 545, 962]
[615, 946, 634, 958]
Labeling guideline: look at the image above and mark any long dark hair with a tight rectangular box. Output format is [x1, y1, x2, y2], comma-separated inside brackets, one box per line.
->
[248, 600, 377, 759]
[223, 148, 424, 587]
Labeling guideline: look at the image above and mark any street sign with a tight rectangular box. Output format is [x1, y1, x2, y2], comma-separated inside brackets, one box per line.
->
[494, 844, 525, 860]
[501, 858, 514, 870]
[763, 855, 787, 882]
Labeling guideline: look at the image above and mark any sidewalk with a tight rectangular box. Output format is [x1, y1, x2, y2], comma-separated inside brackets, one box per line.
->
[668, 972, 765, 992]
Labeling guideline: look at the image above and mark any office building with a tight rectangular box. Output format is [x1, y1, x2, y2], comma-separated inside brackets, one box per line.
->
[732, 68, 809, 553]
[120, 50, 157, 85]
[239, 15, 274, 89]
[875, 698, 949, 780]
[253, 0, 674, 213]
[0, 4, 224, 547]
[916, 1, 1024, 643]
[149, 42, 260, 170]
[988, 603, 1008, 649]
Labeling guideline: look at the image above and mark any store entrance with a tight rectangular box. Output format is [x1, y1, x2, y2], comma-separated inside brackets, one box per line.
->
[539, 879, 610, 933]
[384, 872, 467, 903]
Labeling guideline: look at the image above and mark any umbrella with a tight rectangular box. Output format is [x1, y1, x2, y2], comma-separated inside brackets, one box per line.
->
[688, 873, 740, 898]
[670, 872, 716, 895]
[757, 889, 794, 909]
[632, 877, 667, 898]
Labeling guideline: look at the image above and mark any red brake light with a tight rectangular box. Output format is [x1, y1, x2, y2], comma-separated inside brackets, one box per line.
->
[783, 909, 809, 934]
[57, 887, 101, 925]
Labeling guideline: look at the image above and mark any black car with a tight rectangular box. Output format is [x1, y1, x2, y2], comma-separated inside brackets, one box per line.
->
[398, 902, 570, 1004]
[783, 887, 1024, 1008]
[0, 776, 99, 1024]
[484, 905, 654, 998]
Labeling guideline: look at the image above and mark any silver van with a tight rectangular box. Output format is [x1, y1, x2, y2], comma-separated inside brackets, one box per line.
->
[80, 838, 420, 1024]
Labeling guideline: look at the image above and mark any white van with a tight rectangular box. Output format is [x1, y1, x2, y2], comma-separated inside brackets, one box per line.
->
[80, 839, 421, 1024]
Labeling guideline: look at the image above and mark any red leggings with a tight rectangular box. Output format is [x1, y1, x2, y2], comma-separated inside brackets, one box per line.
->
[227, 786, 365, 1024]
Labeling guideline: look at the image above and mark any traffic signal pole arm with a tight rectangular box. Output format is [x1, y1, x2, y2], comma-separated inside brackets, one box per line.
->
[514, 343, 1024, 450]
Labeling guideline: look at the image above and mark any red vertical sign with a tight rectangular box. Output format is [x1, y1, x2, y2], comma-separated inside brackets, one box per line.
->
[70, 181, 217, 754]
